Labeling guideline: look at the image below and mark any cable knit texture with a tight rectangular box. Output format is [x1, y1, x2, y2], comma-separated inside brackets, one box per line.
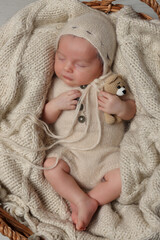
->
[0, 0, 160, 239]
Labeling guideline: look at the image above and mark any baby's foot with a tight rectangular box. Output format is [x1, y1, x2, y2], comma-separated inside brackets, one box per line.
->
[70, 202, 78, 225]
[76, 196, 98, 231]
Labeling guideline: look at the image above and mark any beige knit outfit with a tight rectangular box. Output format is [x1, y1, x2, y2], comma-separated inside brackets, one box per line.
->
[0, 1, 160, 239]
[47, 74, 124, 189]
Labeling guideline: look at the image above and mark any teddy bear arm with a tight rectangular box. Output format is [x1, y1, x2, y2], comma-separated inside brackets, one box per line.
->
[115, 115, 122, 123]
[104, 112, 116, 124]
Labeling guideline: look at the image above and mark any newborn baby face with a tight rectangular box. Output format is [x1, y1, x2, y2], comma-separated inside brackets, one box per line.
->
[54, 35, 103, 87]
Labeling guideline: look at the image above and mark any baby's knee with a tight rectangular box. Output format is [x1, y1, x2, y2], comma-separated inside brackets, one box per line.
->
[104, 168, 122, 189]
[57, 159, 70, 173]
[44, 157, 70, 173]
[104, 168, 122, 190]
[44, 157, 57, 170]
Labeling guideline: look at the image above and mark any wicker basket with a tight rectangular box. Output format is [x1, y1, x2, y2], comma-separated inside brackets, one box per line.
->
[0, 0, 160, 239]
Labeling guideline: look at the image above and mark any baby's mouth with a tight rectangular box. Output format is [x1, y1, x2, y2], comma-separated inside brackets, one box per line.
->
[62, 75, 73, 81]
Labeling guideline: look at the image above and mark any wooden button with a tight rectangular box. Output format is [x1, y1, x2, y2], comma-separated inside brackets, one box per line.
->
[78, 116, 85, 123]
[80, 104, 84, 111]
[80, 85, 87, 89]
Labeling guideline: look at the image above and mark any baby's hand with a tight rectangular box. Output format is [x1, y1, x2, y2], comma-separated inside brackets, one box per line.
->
[55, 90, 81, 111]
[98, 91, 124, 116]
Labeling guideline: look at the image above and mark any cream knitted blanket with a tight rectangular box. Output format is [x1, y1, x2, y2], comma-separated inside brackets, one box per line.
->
[0, 0, 160, 239]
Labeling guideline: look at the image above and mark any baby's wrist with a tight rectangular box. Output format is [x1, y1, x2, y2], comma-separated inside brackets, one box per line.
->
[116, 101, 126, 119]
[117, 99, 136, 121]
[46, 100, 62, 118]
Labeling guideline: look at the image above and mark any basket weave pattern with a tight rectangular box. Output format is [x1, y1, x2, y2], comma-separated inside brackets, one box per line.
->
[0, 0, 159, 239]
[0, 206, 32, 239]
[83, 0, 160, 19]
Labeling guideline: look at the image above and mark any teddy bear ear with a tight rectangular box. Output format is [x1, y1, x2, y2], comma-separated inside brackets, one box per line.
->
[116, 75, 123, 81]
[117, 74, 122, 78]
[107, 73, 119, 84]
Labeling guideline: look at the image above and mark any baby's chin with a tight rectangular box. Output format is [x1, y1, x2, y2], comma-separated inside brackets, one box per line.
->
[61, 77, 80, 87]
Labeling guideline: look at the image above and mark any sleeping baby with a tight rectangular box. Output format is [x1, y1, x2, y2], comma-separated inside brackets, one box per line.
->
[42, 12, 136, 231]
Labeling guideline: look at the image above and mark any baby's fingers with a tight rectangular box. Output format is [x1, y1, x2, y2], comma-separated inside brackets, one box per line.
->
[98, 95, 106, 104]
[72, 94, 82, 102]
[68, 90, 81, 97]
[99, 91, 112, 98]
[69, 104, 77, 110]
[71, 99, 79, 105]
[67, 100, 79, 110]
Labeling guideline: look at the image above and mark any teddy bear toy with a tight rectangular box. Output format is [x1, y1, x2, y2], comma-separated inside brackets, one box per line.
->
[102, 73, 129, 124]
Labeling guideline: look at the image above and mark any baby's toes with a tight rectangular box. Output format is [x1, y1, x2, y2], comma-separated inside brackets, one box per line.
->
[71, 212, 77, 225]
[76, 221, 86, 231]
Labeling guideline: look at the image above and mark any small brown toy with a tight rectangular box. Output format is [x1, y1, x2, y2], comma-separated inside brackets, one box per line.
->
[103, 73, 129, 124]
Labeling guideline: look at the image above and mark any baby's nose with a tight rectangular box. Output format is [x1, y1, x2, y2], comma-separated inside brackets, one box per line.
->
[64, 61, 73, 72]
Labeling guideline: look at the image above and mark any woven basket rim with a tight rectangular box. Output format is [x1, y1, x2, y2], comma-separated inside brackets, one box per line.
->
[83, 0, 160, 19]
[0, 205, 32, 239]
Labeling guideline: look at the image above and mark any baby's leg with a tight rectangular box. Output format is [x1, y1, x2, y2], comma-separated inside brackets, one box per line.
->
[44, 158, 98, 230]
[88, 168, 121, 205]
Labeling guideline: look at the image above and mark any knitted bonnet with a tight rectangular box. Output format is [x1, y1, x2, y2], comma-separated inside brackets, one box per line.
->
[57, 12, 117, 74]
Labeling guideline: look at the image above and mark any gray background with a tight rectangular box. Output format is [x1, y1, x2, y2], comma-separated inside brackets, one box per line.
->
[0, 0, 159, 239]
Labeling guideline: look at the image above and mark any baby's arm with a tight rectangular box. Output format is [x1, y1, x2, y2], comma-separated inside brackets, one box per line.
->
[98, 91, 136, 121]
[42, 90, 81, 124]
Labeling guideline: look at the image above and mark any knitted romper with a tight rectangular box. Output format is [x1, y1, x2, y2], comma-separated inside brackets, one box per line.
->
[47, 76, 124, 190]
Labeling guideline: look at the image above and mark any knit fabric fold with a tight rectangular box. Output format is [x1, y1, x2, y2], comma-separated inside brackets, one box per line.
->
[0, 1, 160, 239]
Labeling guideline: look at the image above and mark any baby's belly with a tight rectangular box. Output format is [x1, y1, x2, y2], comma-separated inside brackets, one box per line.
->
[59, 121, 125, 150]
